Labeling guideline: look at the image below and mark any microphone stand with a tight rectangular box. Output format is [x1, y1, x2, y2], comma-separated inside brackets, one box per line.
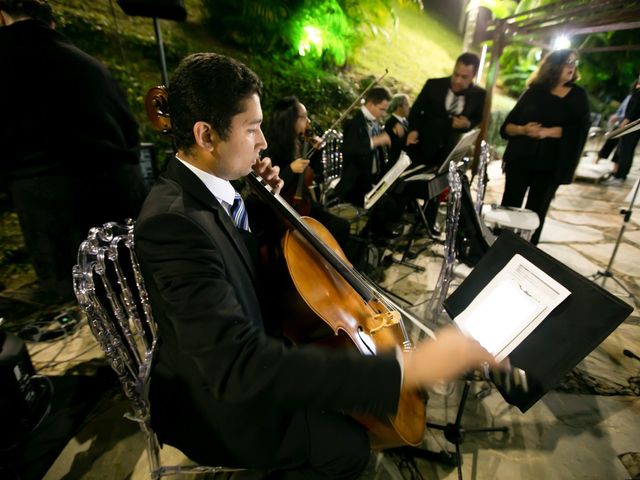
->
[591, 174, 640, 307]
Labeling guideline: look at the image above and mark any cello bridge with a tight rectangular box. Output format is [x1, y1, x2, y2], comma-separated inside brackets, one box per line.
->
[366, 311, 400, 334]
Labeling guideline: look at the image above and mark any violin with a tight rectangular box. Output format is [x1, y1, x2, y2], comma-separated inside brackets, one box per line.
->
[144, 85, 431, 448]
[283, 127, 319, 216]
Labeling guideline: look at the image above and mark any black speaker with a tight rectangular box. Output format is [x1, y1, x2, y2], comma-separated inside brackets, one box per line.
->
[0, 329, 37, 450]
[117, 0, 187, 21]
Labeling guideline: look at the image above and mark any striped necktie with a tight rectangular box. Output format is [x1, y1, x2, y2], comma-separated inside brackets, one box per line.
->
[230, 191, 250, 232]
[448, 93, 461, 115]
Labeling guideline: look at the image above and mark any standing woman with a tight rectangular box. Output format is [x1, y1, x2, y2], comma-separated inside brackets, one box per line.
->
[500, 49, 590, 244]
[264, 96, 351, 250]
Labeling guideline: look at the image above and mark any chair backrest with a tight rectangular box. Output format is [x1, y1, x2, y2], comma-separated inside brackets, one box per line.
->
[424, 161, 464, 327]
[73, 220, 164, 474]
[73, 220, 155, 414]
[321, 129, 344, 204]
[73, 221, 246, 479]
[474, 140, 491, 214]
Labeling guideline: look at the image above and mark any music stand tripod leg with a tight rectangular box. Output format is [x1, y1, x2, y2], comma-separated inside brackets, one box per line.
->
[591, 174, 640, 307]
[425, 379, 508, 480]
[383, 200, 427, 272]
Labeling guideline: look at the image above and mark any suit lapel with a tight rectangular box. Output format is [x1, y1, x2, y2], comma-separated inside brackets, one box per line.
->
[165, 158, 257, 281]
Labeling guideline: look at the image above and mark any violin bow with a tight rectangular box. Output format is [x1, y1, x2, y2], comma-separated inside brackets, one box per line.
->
[302, 68, 389, 159]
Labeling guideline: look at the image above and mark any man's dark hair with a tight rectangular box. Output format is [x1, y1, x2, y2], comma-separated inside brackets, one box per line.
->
[365, 86, 392, 105]
[456, 52, 480, 74]
[0, 0, 54, 24]
[168, 53, 263, 150]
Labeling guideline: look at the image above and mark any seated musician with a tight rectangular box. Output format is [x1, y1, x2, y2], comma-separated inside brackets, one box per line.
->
[134, 52, 498, 479]
[332, 86, 404, 239]
[264, 96, 350, 250]
[384, 93, 411, 170]
[333, 87, 392, 206]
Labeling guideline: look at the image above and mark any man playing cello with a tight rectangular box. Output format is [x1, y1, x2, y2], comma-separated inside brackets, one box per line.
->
[135, 52, 498, 479]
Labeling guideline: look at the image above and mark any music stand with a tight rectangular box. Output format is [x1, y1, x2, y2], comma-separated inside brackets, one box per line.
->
[384, 172, 450, 272]
[607, 117, 640, 140]
[591, 126, 640, 307]
[398, 231, 633, 479]
[389, 130, 481, 270]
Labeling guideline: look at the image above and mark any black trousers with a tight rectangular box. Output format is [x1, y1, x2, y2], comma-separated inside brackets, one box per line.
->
[598, 137, 619, 160]
[8, 164, 146, 302]
[310, 203, 350, 251]
[171, 408, 371, 480]
[264, 410, 370, 480]
[612, 130, 640, 180]
[501, 164, 559, 245]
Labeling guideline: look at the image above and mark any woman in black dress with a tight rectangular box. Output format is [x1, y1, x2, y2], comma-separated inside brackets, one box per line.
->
[500, 49, 590, 244]
[264, 96, 351, 250]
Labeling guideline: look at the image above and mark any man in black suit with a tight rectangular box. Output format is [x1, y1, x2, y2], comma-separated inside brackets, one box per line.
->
[134, 53, 496, 479]
[407, 52, 486, 169]
[384, 93, 411, 169]
[406, 52, 486, 233]
[333, 87, 392, 206]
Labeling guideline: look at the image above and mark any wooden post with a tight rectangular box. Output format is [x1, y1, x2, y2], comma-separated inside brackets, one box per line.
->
[471, 19, 506, 175]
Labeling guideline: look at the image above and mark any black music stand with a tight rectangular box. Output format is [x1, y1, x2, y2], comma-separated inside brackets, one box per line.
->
[392, 231, 633, 479]
[445, 231, 633, 413]
[383, 171, 450, 272]
[591, 176, 640, 307]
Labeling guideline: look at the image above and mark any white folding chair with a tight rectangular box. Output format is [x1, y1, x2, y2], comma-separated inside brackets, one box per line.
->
[475, 141, 540, 242]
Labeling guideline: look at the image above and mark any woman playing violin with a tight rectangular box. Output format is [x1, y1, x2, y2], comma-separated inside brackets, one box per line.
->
[135, 52, 499, 480]
[264, 96, 351, 251]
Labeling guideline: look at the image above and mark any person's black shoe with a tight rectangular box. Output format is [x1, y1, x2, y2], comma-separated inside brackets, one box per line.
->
[427, 224, 441, 237]
[369, 221, 403, 242]
[386, 221, 404, 238]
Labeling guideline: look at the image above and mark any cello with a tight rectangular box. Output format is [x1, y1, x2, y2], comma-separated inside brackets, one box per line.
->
[144, 85, 431, 448]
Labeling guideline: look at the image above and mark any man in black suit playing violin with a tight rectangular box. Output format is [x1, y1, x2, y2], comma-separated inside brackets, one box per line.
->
[135, 52, 497, 479]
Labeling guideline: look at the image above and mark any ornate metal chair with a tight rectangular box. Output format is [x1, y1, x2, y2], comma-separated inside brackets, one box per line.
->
[423, 161, 465, 328]
[320, 128, 344, 204]
[72, 220, 245, 479]
[320, 129, 370, 235]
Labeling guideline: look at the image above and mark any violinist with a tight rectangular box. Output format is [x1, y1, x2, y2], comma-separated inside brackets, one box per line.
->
[135, 52, 498, 479]
[384, 93, 411, 170]
[264, 96, 350, 250]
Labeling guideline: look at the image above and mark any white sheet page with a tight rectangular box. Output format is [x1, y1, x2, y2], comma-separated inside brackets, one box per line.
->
[454, 254, 571, 362]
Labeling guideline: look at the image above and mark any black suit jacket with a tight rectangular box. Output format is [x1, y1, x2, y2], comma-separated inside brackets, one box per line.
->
[333, 110, 385, 206]
[134, 158, 401, 467]
[408, 76, 486, 167]
[384, 115, 408, 170]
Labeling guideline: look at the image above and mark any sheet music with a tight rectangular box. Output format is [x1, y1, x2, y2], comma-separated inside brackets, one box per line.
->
[400, 164, 429, 179]
[454, 254, 570, 362]
[364, 152, 411, 210]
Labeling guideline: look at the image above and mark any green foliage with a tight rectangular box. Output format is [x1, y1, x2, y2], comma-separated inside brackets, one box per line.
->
[200, 0, 293, 51]
[287, 1, 354, 66]
[471, 0, 517, 18]
[200, 0, 421, 68]
[497, 45, 539, 96]
[578, 30, 640, 104]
